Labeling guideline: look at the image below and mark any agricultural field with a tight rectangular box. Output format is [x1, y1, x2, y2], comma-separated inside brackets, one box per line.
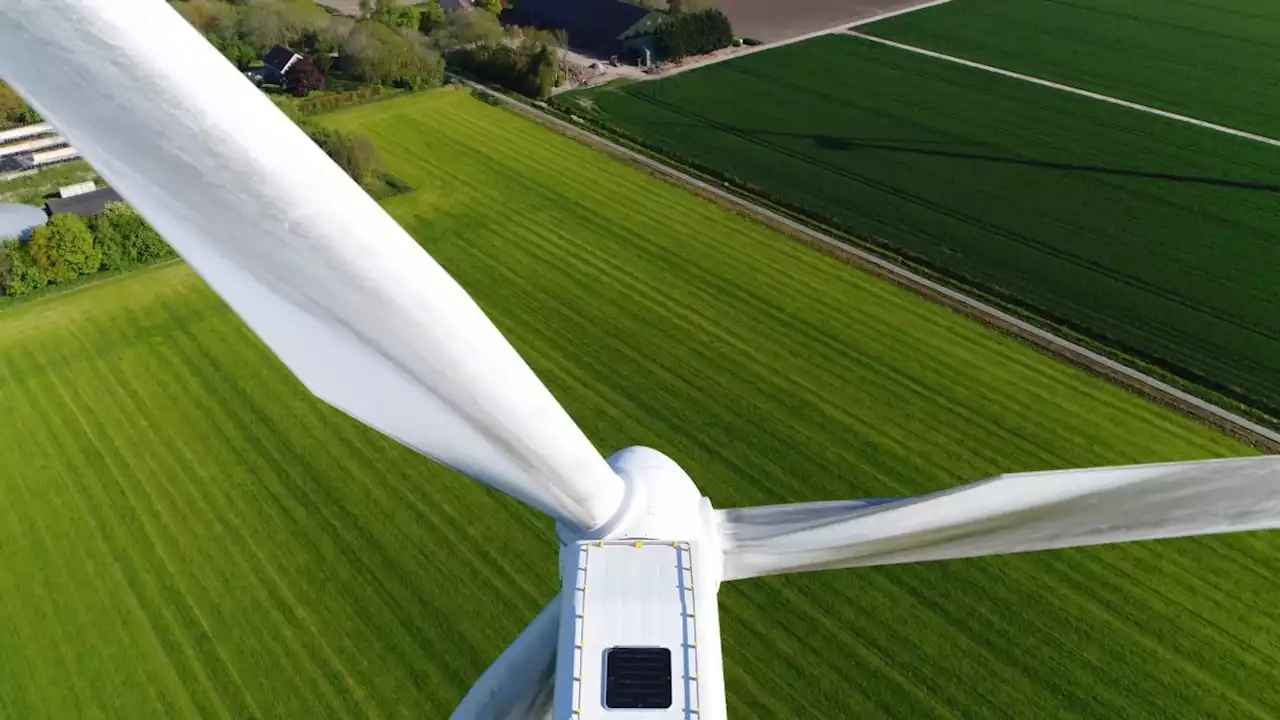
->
[2, 90, 1279, 718]
[563, 35, 1280, 419]
[862, 0, 1280, 138]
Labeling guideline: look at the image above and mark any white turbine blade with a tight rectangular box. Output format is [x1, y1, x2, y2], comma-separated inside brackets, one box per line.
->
[719, 456, 1280, 581]
[451, 596, 558, 720]
[0, 0, 626, 530]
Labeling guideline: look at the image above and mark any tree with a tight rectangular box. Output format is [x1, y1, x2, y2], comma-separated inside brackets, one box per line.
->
[208, 32, 258, 69]
[307, 126, 384, 188]
[474, 0, 503, 15]
[91, 203, 172, 269]
[284, 56, 326, 96]
[240, 0, 329, 53]
[429, 7, 503, 50]
[343, 21, 444, 89]
[667, 0, 716, 13]
[0, 239, 47, 297]
[173, 0, 240, 36]
[369, 0, 420, 29]
[418, 0, 446, 35]
[653, 8, 732, 59]
[27, 214, 101, 284]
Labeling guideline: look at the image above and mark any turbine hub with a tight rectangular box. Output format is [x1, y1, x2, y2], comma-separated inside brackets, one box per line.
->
[558, 446, 713, 544]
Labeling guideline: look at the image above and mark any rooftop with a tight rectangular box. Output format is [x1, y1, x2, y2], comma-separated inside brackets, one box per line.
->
[45, 186, 123, 218]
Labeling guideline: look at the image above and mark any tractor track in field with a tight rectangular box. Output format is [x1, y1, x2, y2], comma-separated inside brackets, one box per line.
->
[455, 76, 1280, 452]
[847, 31, 1280, 149]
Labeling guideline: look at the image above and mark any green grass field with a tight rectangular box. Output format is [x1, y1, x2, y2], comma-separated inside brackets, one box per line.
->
[2, 90, 1279, 718]
[564, 35, 1280, 419]
[862, 0, 1280, 138]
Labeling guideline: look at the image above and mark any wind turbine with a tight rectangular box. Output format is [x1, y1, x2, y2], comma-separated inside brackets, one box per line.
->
[4, 2, 1280, 718]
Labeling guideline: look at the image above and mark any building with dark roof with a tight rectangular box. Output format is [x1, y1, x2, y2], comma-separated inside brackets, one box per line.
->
[253, 45, 303, 85]
[502, 0, 665, 61]
[45, 186, 123, 218]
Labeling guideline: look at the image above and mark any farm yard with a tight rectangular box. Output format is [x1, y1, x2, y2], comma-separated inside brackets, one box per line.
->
[2, 90, 1280, 718]
[861, 0, 1280, 138]
[563, 34, 1280, 420]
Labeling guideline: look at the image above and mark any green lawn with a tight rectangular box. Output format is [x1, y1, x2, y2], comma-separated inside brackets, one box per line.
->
[862, 0, 1280, 138]
[564, 35, 1280, 419]
[1, 89, 1278, 718]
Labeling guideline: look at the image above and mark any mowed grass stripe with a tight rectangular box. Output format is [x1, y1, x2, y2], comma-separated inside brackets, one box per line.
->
[87, 341, 358, 718]
[330, 92, 1277, 715]
[0, 90, 1276, 717]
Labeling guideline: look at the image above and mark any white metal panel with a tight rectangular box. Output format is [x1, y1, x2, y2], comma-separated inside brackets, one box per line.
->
[30, 146, 79, 166]
[559, 539, 723, 720]
[0, 135, 66, 158]
[58, 180, 96, 198]
[0, 122, 54, 144]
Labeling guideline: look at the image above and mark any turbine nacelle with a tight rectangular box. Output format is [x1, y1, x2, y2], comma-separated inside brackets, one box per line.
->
[555, 447, 727, 719]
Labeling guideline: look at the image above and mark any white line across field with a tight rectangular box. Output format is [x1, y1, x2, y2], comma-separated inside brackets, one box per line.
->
[455, 77, 1280, 447]
[848, 31, 1280, 148]
[848, 0, 954, 29]
[621, 0, 954, 84]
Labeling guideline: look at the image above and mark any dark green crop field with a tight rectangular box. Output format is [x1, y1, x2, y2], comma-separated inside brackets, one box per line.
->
[1, 91, 1278, 718]
[862, 0, 1280, 138]
[564, 35, 1280, 418]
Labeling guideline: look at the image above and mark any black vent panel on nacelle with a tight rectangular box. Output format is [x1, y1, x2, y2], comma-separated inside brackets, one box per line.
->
[604, 646, 672, 709]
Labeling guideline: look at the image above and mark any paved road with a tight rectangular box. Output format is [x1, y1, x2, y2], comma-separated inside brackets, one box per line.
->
[456, 76, 1280, 448]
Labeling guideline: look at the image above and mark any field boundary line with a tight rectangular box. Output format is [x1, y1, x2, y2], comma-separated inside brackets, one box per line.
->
[456, 76, 1280, 448]
[598, 0, 955, 86]
[848, 31, 1280, 148]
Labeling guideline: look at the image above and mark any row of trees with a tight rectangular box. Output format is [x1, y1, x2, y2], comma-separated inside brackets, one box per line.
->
[653, 8, 734, 60]
[173, 0, 567, 100]
[0, 205, 174, 297]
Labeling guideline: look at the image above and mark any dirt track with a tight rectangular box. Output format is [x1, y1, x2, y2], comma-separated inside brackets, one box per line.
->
[717, 0, 944, 42]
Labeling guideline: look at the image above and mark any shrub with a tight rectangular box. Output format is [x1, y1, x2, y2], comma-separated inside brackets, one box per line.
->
[28, 213, 101, 284]
[296, 85, 383, 114]
[0, 239, 48, 297]
[284, 56, 327, 96]
[92, 203, 172, 268]
[343, 21, 445, 89]
[306, 126, 384, 188]
[450, 39, 560, 99]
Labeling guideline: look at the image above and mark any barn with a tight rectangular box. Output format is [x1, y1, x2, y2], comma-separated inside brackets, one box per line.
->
[502, 0, 666, 62]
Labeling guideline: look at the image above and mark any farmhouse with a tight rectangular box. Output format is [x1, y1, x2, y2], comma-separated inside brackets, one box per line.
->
[252, 45, 303, 84]
[501, 0, 665, 62]
[45, 186, 123, 218]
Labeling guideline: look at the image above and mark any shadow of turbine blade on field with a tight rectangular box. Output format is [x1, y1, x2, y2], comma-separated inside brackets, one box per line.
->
[756, 128, 1280, 192]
